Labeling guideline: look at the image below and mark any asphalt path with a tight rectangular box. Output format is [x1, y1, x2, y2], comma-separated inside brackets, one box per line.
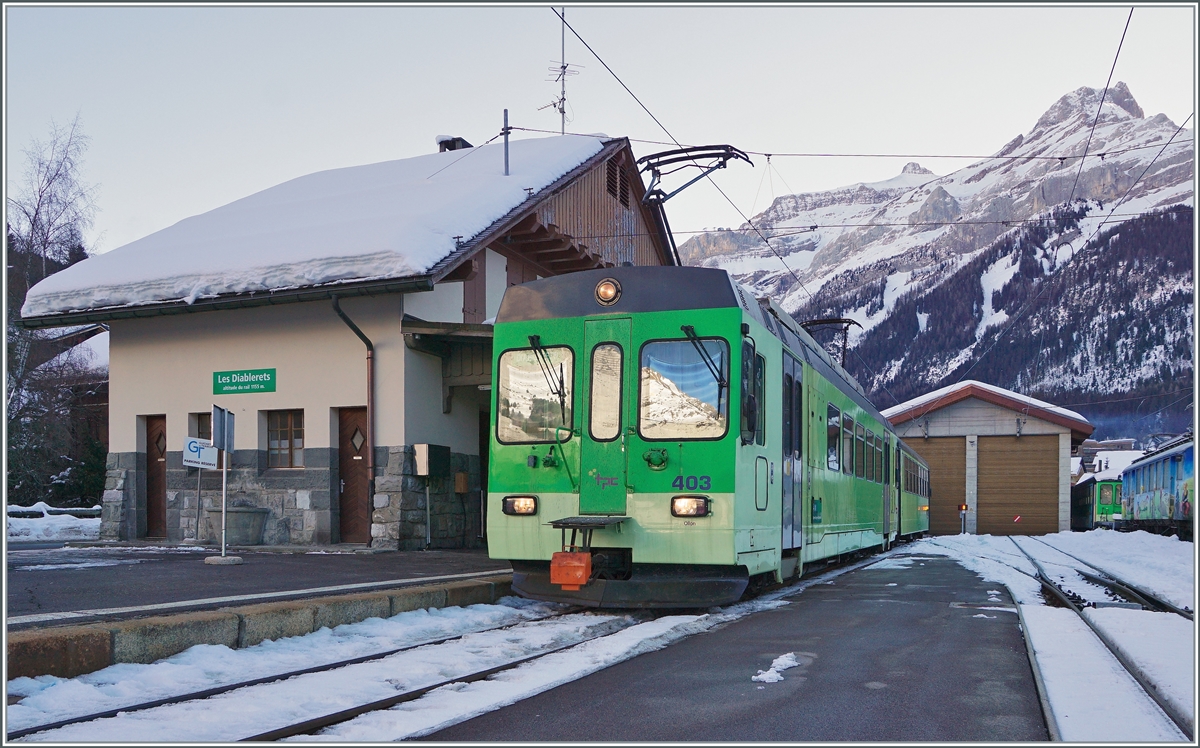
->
[426, 554, 1049, 742]
[5, 546, 509, 629]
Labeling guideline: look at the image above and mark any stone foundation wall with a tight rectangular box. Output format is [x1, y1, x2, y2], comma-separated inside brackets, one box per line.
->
[370, 447, 483, 551]
[99, 445, 482, 549]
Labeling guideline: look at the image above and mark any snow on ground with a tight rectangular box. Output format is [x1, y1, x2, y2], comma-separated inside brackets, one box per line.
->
[1039, 529, 1194, 611]
[7, 503, 101, 542]
[1083, 607, 1194, 729]
[22, 135, 605, 317]
[1019, 605, 1186, 741]
[910, 531, 1193, 742]
[6, 532, 1192, 741]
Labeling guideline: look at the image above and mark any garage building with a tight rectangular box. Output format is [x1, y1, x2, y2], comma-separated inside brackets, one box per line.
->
[883, 381, 1093, 535]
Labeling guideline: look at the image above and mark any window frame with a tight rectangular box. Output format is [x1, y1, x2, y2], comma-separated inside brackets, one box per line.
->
[842, 414, 854, 475]
[495, 344, 577, 446]
[855, 423, 866, 479]
[826, 404, 841, 471]
[587, 341, 624, 443]
[637, 336, 731, 443]
[267, 409, 305, 469]
[865, 430, 876, 482]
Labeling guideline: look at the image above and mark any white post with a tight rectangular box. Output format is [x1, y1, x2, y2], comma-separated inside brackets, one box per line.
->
[193, 466, 202, 542]
[221, 450, 228, 556]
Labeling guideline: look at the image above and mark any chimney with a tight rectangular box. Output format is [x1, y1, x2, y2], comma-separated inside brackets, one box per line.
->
[436, 136, 473, 153]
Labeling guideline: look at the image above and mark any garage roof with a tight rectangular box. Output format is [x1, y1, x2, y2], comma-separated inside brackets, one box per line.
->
[883, 380, 1093, 441]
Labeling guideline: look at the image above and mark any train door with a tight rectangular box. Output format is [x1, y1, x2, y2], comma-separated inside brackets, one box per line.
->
[781, 355, 803, 550]
[579, 318, 631, 515]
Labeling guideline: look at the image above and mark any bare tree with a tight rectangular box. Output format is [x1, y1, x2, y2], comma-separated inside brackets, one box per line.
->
[6, 113, 98, 276]
[6, 115, 106, 506]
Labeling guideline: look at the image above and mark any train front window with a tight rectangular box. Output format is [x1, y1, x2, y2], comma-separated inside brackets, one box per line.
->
[589, 343, 622, 442]
[497, 346, 574, 444]
[638, 338, 729, 440]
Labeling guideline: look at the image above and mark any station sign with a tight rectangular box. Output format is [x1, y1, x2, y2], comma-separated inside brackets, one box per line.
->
[213, 368, 276, 395]
[183, 437, 219, 469]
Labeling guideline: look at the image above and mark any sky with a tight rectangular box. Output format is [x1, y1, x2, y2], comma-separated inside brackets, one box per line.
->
[4, 4, 1196, 255]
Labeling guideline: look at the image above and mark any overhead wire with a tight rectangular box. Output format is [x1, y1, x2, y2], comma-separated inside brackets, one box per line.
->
[549, 7, 816, 302]
[541, 9, 1187, 422]
[956, 111, 1193, 392]
[902, 8, 1170, 422]
[1077, 113, 1193, 249]
[509, 125, 1174, 164]
[425, 131, 504, 180]
[1065, 7, 1134, 208]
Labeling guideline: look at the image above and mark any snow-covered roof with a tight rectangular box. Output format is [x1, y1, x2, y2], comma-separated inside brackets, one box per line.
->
[22, 135, 608, 319]
[882, 379, 1092, 437]
[1080, 450, 1145, 483]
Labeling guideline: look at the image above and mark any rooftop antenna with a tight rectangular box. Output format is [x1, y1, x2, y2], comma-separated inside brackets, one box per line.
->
[539, 7, 581, 134]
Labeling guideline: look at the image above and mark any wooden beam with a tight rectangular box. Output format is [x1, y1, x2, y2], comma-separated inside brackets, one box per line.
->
[509, 238, 573, 253]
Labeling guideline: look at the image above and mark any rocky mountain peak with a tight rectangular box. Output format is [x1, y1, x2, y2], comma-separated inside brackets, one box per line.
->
[1035, 81, 1143, 130]
[901, 162, 933, 175]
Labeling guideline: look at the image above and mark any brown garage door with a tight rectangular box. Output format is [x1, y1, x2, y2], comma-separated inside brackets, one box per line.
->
[978, 435, 1059, 535]
[904, 437, 965, 536]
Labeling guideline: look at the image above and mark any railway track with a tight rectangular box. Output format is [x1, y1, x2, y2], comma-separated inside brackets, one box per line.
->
[1008, 536, 1193, 740]
[6, 605, 600, 742]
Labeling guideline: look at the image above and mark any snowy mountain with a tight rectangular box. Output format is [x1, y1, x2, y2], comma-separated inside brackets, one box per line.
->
[680, 83, 1193, 441]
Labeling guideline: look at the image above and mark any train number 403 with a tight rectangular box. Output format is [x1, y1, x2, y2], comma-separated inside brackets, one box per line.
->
[671, 475, 711, 491]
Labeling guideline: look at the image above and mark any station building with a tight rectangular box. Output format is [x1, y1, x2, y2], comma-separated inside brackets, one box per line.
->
[19, 135, 672, 549]
[883, 381, 1093, 535]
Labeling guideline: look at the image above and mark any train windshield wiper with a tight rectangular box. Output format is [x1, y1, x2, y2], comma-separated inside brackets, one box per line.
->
[681, 325, 727, 401]
[528, 335, 567, 425]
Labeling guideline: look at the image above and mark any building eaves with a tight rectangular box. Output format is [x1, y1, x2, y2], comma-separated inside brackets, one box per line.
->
[885, 382, 1094, 441]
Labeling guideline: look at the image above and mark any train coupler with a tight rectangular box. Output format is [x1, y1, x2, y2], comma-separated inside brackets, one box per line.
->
[550, 551, 592, 590]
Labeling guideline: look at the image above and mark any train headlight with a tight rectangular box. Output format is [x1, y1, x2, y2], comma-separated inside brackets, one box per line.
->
[502, 495, 538, 516]
[671, 496, 711, 517]
[595, 278, 621, 306]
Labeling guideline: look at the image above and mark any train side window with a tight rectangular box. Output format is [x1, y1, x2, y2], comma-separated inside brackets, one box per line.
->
[876, 437, 884, 484]
[754, 354, 766, 446]
[855, 423, 866, 479]
[842, 414, 854, 475]
[883, 435, 890, 485]
[740, 341, 755, 444]
[782, 374, 793, 458]
[865, 430, 875, 482]
[826, 405, 841, 471]
[793, 377, 803, 459]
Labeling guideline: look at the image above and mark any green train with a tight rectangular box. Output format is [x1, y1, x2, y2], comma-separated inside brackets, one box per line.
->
[486, 266, 929, 607]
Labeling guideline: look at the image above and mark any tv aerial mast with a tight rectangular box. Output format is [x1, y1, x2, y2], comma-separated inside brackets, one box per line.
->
[539, 7, 582, 134]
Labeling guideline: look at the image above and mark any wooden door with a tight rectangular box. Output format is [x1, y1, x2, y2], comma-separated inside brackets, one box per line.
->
[338, 407, 370, 543]
[978, 435, 1059, 535]
[906, 436, 965, 535]
[146, 415, 167, 538]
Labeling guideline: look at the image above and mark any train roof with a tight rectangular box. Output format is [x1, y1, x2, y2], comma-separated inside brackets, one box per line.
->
[496, 266, 895, 431]
[1127, 432, 1194, 469]
[1076, 450, 1145, 485]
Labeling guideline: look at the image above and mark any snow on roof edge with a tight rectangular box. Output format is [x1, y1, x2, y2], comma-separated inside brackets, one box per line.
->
[881, 379, 1089, 427]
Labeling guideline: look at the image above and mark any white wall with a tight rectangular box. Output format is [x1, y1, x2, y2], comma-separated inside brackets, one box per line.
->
[485, 248, 507, 321]
[405, 282, 464, 323]
[108, 294, 407, 452]
[402, 345, 489, 454]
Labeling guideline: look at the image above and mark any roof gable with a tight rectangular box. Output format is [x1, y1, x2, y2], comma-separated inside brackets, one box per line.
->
[883, 380, 1093, 440]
